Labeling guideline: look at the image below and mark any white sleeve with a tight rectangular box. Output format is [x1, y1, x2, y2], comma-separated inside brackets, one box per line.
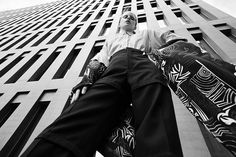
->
[92, 41, 109, 67]
[148, 29, 187, 49]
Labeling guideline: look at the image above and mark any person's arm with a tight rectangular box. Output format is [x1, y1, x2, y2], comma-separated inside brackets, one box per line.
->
[70, 41, 109, 104]
[159, 30, 187, 47]
[147, 30, 187, 65]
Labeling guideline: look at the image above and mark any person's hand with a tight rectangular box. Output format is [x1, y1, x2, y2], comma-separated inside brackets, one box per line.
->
[70, 86, 88, 104]
[69, 59, 107, 104]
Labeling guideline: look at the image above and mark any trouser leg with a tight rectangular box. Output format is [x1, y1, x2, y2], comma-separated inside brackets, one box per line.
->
[132, 84, 183, 157]
[21, 83, 130, 157]
[21, 139, 74, 157]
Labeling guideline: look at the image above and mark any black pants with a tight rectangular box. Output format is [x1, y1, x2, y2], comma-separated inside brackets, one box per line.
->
[22, 48, 183, 157]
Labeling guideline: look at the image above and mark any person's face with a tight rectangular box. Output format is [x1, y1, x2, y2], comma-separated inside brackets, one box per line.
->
[119, 11, 137, 32]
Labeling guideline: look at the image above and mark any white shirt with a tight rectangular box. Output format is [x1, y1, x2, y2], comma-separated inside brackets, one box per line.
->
[93, 29, 186, 66]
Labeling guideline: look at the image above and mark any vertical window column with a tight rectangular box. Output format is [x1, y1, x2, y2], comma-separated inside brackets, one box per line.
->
[138, 14, 148, 31]
[0, 90, 56, 157]
[28, 47, 64, 81]
[155, 12, 168, 28]
[53, 43, 83, 79]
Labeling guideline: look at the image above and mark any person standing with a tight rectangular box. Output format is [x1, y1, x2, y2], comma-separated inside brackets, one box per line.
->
[22, 11, 186, 157]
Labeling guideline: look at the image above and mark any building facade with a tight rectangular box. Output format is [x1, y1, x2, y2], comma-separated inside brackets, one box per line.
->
[0, 0, 236, 156]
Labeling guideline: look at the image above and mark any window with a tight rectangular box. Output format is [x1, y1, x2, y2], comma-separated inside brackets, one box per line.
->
[137, 3, 144, 14]
[81, 12, 93, 22]
[2, 25, 22, 36]
[181, 0, 192, 4]
[173, 9, 190, 24]
[0, 51, 30, 78]
[28, 47, 64, 81]
[109, 8, 117, 17]
[57, 16, 71, 26]
[62, 9, 72, 16]
[114, 0, 120, 6]
[33, 20, 50, 30]
[103, 1, 110, 8]
[2, 34, 31, 51]
[53, 44, 83, 79]
[17, 32, 43, 49]
[11, 24, 29, 34]
[82, 5, 91, 12]
[0, 53, 14, 65]
[32, 29, 55, 46]
[191, 5, 217, 21]
[214, 23, 236, 44]
[0, 26, 13, 34]
[69, 13, 81, 24]
[6, 49, 46, 83]
[0, 35, 19, 48]
[0, 91, 29, 127]
[95, 10, 105, 20]
[99, 20, 112, 36]
[79, 40, 104, 76]
[81, 23, 96, 39]
[92, 3, 100, 10]
[155, 12, 168, 28]
[188, 27, 222, 59]
[138, 15, 147, 31]
[45, 18, 60, 28]
[64, 24, 82, 41]
[72, 6, 82, 14]
[22, 22, 40, 32]
[150, 0, 159, 10]
[47, 27, 68, 44]
[0, 90, 56, 157]
[125, 0, 131, 4]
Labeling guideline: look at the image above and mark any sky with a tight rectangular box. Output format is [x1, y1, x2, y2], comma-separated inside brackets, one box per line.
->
[0, 0, 58, 12]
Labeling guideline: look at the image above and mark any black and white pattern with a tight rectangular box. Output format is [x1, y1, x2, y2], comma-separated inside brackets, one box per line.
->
[100, 41, 236, 157]
[159, 41, 236, 156]
[99, 107, 135, 157]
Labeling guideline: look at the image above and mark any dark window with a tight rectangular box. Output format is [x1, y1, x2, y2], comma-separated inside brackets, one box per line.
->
[99, 20, 112, 36]
[64, 25, 82, 41]
[189, 28, 222, 60]
[0, 92, 29, 127]
[0, 35, 19, 48]
[28, 47, 64, 81]
[0, 51, 30, 78]
[17, 32, 43, 49]
[214, 23, 236, 44]
[79, 40, 104, 76]
[95, 10, 105, 20]
[81, 12, 93, 22]
[0, 90, 56, 157]
[6, 49, 46, 83]
[155, 12, 168, 28]
[0, 53, 14, 65]
[109, 8, 117, 17]
[47, 27, 68, 44]
[191, 5, 217, 21]
[32, 29, 55, 46]
[81, 23, 96, 39]
[53, 44, 83, 79]
[69, 14, 81, 24]
[138, 14, 147, 31]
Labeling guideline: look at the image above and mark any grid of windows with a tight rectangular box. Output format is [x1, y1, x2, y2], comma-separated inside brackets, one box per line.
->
[0, 0, 236, 156]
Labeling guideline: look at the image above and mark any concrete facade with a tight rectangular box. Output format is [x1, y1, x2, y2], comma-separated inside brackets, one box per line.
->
[0, 0, 236, 156]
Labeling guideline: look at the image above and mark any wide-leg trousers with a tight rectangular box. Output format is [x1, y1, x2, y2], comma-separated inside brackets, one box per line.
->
[21, 48, 183, 157]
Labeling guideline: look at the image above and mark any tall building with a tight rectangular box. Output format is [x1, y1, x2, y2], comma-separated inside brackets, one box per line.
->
[0, 0, 236, 156]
